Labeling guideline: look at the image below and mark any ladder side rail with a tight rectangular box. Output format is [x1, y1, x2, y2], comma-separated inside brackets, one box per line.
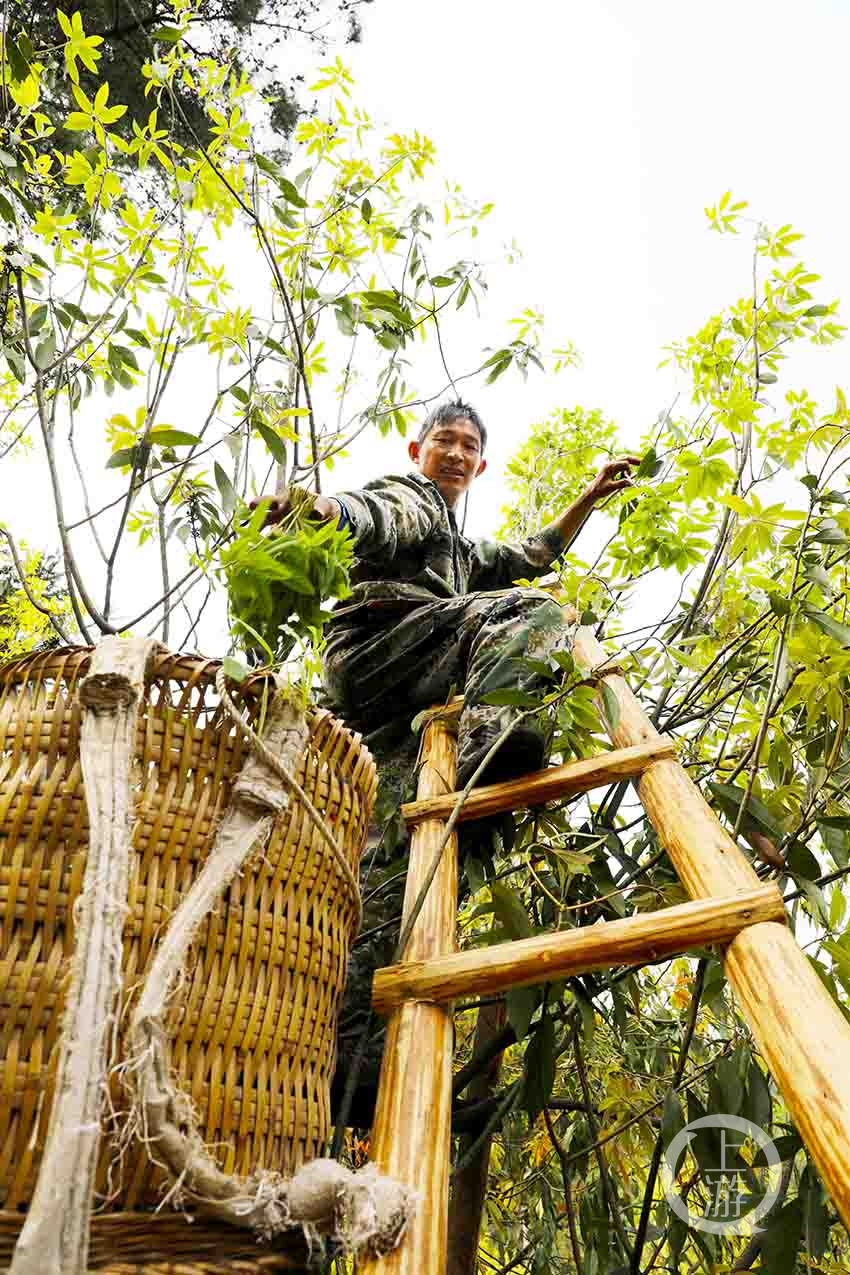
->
[358, 715, 459, 1275]
[573, 624, 850, 1227]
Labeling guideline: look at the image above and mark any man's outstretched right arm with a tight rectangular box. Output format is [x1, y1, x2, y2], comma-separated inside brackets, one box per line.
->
[251, 475, 442, 557]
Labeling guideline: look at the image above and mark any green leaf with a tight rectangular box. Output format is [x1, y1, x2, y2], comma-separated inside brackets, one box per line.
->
[812, 521, 849, 545]
[759, 1200, 803, 1274]
[5, 346, 25, 382]
[668, 1213, 686, 1262]
[702, 960, 727, 1008]
[148, 428, 201, 447]
[27, 304, 47, 333]
[804, 304, 829, 318]
[256, 420, 287, 464]
[490, 882, 533, 940]
[221, 655, 250, 682]
[5, 36, 31, 83]
[464, 855, 486, 897]
[481, 348, 512, 383]
[685, 1091, 723, 1178]
[753, 1130, 802, 1167]
[151, 25, 184, 42]
[123, 326, 151, 348]
[799, 878, 829, 926]
[33, 331, 56, 370]
[708, 781, 783, 841]
[551, 650, 575, 675]
[716, 1054, 743, 1115]
[410, 708, 429, 734]
[214, 462, 237, 516]
[111, 342, 139, 371]
[523, 1011, 555, 1126]
[818, 814, 850, 830]
[506, 986, 538, 1040]
[636, 446, 662, 479]
[768, 591, 791, 617]
[480, 688, 539, 707]
[758, 370, 778, 384]
[601, 682, 620, 731]
[742, 1062, 772, 1131]
[573, 982, 596, 1049]
[660, 1090, 685, 1148]
[61, 301, 89, 324]
[786, 839, 821, 881]
[106, 445, 137, 470]
[801, 1166, 829, 1261]
[803, 604, 850, 648]
[818, 821, 850, 869]
[278, 176, 308, 208]
[516, 656, 556, 679]
[255, 154, 282, 178]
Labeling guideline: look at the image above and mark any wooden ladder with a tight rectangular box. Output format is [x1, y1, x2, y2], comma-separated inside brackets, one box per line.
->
[358, 624, 850, 1274]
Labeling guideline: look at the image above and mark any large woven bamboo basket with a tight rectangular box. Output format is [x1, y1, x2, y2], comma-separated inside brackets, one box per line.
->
[0, 646, 376, 1230]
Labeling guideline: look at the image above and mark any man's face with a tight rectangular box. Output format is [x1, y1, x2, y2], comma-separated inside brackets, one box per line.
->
[408, 417, 487, 508]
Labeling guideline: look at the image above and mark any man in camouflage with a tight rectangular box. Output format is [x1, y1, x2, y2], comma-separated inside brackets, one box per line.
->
[263, 401, 638, 788]
[259, 401, 637, 1120]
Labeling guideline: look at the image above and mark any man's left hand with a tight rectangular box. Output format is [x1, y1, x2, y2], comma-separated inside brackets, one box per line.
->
[583, 455, 642, 507]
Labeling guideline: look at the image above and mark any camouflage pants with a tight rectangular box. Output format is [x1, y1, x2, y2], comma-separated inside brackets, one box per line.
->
[325, 589, 568, 1124]
[323, 587, 567, 783]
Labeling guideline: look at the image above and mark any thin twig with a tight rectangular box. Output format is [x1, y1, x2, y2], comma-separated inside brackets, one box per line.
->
[571, 1015, 632, 1262]
[630, 959, 707, 1275]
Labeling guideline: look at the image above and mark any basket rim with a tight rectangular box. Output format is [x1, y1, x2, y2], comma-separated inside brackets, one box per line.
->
[0, 645, 369, 734]
[1, 644, 274, 689]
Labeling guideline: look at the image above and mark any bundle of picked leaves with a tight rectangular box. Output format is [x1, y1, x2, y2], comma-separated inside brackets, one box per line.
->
[218, 494, 354, 665]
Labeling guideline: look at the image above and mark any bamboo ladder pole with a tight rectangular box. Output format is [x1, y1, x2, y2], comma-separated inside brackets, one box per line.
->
[572, 623, 850, 1227]
[358, 709, 460, 1275]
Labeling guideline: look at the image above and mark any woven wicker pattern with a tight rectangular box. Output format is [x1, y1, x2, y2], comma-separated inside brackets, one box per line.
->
[0, 647, 376, 1212]
[0, 1211, 308, 1271]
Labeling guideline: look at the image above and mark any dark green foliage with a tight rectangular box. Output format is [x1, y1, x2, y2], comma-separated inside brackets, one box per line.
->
[11, 0, 364, 173]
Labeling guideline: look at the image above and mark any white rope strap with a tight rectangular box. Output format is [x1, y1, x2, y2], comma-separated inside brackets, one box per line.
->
[215, 667, 363, 932]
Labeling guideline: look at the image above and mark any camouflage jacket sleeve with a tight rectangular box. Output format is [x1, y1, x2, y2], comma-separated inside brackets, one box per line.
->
[331, 473, 444, 558]
[469, 523, 568, 591]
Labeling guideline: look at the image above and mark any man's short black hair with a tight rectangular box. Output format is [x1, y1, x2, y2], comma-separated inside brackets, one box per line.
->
[418, 400, 487, 454]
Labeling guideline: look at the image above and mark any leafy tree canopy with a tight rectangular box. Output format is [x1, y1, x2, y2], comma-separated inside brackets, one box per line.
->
[0, 543, 69, 657]
[4, 0, 367, 178]
[1, 7, 850, 1272]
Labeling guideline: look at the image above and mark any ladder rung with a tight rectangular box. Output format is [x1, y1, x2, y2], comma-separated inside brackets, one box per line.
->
[400, 737, 676, 827]
[371, 884, 785, 1014]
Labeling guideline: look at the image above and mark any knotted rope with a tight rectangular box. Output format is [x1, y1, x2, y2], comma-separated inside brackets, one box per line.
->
[215, 666, 363, 931]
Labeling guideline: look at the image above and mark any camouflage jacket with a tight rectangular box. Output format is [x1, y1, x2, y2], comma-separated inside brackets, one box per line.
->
[328, 472, 566, 624]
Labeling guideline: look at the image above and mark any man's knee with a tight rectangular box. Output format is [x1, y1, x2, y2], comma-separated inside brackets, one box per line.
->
[497, 587, 565, 626]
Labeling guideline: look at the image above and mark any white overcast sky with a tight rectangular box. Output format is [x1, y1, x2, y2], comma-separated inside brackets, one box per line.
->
[6, 0, 850, 638]
[337, 0, 850, 537]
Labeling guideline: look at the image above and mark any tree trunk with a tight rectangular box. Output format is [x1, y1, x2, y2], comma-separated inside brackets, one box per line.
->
[447, 999, 507, 1275]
